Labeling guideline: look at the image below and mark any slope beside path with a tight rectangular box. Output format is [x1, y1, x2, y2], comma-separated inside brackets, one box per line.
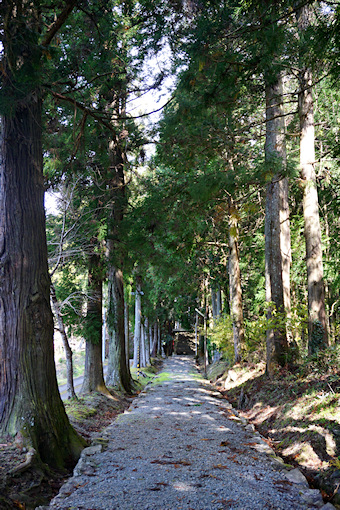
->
[43, 356, 332, 510]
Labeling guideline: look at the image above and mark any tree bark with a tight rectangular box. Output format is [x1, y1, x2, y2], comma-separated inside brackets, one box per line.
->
[265, 74, 290, 374]
[297, 5, 328, 354]
[106, 264, 132, 391]
[151, 321, 158, 357]
[51, 282, 77, 400]
[228, 205, 245, 363]
[105, 139, 132, 392]
[211, 286, 218, 321]
[144, 317, 151, 365]
[124, 294, 130, 366]
[133, 279, 142, 368]
[81, 249, 108, 394]
[140, 321, 146, 368]
[0, 93, 84, 469]
[216, 285, 222, 317]
[157, 320, 162, 355]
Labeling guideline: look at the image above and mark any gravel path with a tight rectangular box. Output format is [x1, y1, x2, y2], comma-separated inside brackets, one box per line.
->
[45, 356, 332, 510]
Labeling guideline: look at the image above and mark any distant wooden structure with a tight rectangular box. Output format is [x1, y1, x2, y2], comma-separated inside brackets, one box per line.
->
[172, 329, 196, 355]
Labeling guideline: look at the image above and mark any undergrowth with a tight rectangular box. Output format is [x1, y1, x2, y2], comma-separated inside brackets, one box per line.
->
[210, 346, 340, 506]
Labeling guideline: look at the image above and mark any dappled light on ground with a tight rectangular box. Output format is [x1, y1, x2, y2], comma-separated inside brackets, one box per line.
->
[48, 356, 312, 509]
[218, 359, 340, 502]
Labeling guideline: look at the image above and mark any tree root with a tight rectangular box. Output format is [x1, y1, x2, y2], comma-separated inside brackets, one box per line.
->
[9, 447, 37, 475]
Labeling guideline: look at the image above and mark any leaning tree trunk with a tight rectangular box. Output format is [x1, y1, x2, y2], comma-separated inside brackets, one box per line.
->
[298, 5, 328, 354]
[228, 204, 245, 363]
[0, 100, 84, 469]
[81, 249, 108, 394]
[265, 74, 291, 375]
[51, 282, 77, 400]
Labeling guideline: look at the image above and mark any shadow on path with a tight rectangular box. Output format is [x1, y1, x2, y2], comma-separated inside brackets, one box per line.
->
[48, 356, 321, 510]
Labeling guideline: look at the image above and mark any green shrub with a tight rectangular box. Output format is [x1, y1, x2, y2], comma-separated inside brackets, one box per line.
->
[207, 314, 235, 361]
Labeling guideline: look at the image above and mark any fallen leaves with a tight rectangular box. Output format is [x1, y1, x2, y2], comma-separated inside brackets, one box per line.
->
[217, 498, 237, 508]
[272, 479, 293, 493]
[151, 459, 192, 467]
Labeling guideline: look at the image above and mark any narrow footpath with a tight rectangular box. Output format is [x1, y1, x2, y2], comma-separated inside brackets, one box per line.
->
[46, 357, 332, 510]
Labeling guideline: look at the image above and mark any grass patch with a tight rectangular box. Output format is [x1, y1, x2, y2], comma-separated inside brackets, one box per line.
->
[65, 390, 132, 441]
[149, 371, 172, 385]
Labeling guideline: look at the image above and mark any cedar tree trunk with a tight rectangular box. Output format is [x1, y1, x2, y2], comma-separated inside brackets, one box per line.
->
[133, 279, 142, 368]
[144, 318, 151, 365]
[298, 5, 328, 353]
[211, 287, 218, 321]
[228, 205, 245, 363]
[106, 141, 131, 392]
[0, 98, 84, 468]
[124, 295, 130, 366]
[265, 75, 291, 374]
[81, 249, 107, 394]
[140, 321, 146, 368]
[151, 321, 158, 357]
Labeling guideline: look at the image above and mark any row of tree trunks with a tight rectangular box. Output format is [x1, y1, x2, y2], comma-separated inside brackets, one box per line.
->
[132, 277, 162, 368]
[222, 5, 329, 375]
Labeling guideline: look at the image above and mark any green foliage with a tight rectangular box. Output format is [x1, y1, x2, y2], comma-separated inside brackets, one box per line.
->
[300, 344, 340, 377]
[244, 303, 308, 361]
[84, 311, 103, 345]
[208, 314, 235, 361]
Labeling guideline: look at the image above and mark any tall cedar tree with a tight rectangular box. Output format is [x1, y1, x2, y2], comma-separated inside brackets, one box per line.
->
[297, 4, 328, 353]
[0, 1, 85, 468]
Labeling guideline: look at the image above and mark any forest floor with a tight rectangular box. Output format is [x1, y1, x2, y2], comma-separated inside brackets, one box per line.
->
[0, 363, 160, 510]
[207, 354, 340, 507]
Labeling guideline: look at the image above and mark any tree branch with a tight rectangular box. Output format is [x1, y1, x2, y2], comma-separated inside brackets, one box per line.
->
[42, 0, 78, 47]
[50, 90, 116, 135]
